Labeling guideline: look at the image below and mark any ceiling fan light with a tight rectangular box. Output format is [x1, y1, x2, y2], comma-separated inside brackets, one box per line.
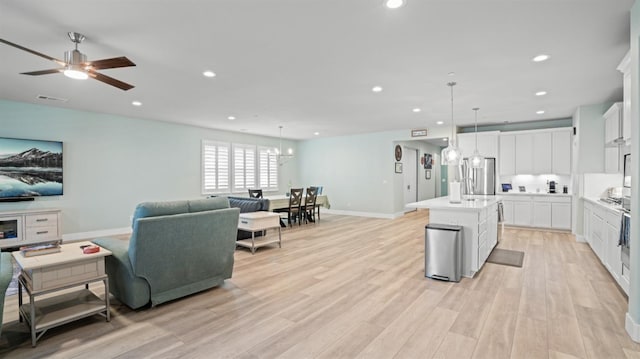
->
[63, 68, 88, 80]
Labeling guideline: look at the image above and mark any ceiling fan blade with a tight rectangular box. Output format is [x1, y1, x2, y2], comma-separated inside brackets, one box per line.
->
[88, 71, 134, 91]
[21, 69, 63, 76]
[84, 56, 136, 70]
[0, 38, 66, 66]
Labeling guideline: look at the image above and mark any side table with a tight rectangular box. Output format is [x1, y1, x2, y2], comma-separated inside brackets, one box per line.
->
[236, 212, 282, 254]
[12, 241, 112, 347]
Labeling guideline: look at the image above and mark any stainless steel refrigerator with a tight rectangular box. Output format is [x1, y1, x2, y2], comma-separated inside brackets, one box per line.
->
[458, 157, 496, 195]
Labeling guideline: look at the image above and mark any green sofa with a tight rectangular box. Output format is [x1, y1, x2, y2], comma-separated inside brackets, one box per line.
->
[93, 197, 240, 309]
[0, 252, 13, 335]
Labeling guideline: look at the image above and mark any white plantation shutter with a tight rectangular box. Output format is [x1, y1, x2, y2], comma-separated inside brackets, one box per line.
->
[258, 146, 278, 191]
[202, 140, 230, 194]
[232, 144, 256, 192]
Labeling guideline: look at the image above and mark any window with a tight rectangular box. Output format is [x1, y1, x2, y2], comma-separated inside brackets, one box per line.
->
[232, 144, 256, 192]
[202, 140, 230, 194]
[258, 146, 278, 191]
[202, 141, 279, 194]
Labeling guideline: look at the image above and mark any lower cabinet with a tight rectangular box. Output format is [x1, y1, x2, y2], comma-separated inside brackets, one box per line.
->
[502, 195, 571, 230]
[583, 198, 627, 295]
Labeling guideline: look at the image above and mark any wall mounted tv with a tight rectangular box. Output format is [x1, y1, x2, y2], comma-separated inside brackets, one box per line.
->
[0, 137, 63, 201]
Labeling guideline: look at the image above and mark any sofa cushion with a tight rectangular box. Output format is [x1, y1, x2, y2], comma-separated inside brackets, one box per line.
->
[132, 200, 190, 227]
[227, 196, 269, 213]
[188, 197, 230, 213]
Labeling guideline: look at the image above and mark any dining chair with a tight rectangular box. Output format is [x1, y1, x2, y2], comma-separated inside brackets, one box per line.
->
[248, 189, 263, 198]
[302, 187, 318, 223]
[274, 188, 303, 226]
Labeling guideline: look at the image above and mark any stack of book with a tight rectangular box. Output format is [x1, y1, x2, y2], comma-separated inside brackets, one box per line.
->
[20, 243, 61, 257]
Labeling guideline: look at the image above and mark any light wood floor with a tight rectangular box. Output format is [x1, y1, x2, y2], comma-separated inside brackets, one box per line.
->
[0, 210, 637, 358]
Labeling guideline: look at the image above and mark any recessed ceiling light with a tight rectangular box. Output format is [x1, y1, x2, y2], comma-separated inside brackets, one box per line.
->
[436, 121, 444, 125]
[132, 101, 142, 106]
[314, 132, 320, 136]
[535, 91, 547, 96]
[372, 86, 383, 93]
[532, 54, 550, 62]
[385, 0, 406, 9]
[203, 71, 216, 78]
[227, 116, 236, 120]
[447, 72, 455, 76]
[536, 110, 545, 115]
[412, 108, 421, 113]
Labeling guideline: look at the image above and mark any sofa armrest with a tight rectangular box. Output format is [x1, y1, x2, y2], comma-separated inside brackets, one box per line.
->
[92, 237, 151, 309]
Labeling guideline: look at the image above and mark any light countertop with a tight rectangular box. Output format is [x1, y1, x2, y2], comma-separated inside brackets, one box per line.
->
[407, 195, 501, 211]
[499, 192, 572, 197]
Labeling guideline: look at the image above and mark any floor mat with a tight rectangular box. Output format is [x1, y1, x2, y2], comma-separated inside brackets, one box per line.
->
[486, 248, 524, 268]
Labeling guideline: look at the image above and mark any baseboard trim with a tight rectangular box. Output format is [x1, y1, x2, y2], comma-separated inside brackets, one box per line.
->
[626, 313, 640, 342]
[575, 234, 587, 243]
[323, 209, 403, 219]
[62, 227, 132, 242]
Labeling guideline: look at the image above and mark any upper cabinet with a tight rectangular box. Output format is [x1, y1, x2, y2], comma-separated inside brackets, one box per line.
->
[499, 128, 572, 175]
[617, 50, 631, 144]
[499, 134, 516, 175]
[604, 102, 623, 145]
[457, 131, 499, 160]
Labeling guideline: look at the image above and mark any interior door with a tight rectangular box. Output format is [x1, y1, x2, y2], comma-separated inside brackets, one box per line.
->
[403, 147, 418, 210]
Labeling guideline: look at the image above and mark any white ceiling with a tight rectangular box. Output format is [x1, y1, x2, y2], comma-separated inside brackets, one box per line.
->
[0, 0, 634, 140]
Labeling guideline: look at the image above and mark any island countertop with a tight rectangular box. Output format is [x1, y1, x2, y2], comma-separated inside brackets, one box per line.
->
[407, 195, 501, 211]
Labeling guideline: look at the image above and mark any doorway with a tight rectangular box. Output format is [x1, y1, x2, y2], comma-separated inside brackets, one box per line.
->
[403, 147, 418, 211]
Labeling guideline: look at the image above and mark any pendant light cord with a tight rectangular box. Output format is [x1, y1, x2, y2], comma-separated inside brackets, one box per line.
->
[448, 82, 456, 143]
[473, 107, 479, 150]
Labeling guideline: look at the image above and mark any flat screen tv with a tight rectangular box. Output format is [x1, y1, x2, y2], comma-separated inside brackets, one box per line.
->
[0, 137, 63, 200]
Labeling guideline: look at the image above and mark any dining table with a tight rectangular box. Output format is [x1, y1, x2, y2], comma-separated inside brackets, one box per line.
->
[264, 194, 330, 227]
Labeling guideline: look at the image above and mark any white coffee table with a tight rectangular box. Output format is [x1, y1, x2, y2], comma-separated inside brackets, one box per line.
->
[12, 241, 112, 347]
[236, 212, 282, 254]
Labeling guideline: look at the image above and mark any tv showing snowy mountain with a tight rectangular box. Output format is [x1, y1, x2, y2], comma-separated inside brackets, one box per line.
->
[0, 138, 63, 198]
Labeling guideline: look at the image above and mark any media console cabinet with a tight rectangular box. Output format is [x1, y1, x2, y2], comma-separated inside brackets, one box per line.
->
[0, 208, 61, 249]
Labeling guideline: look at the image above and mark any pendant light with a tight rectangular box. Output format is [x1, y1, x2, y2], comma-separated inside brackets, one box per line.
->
[275, 125, 294, 166]
[469, 107, 485, 168]
[441, 82, 463, 165]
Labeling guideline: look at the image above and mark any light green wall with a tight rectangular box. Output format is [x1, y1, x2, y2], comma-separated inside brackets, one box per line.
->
[0, 99, 299, 235]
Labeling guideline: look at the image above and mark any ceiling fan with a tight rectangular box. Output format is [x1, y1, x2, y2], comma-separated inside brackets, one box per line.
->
[0, 32, 136, 91]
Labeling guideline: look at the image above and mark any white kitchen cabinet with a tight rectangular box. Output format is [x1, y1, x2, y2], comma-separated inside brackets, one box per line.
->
[499, 134, 516, 175]
[591, 211, 605, 262]
[605, 220, 622, 283]
[533, 202, 551, 228]
[457, 131, 499, 161]
[502, 200, 514, 225]
[618, 51, 631, 143]
[533, 132, 552, 174]
[513, 200, 532, 226]
[551, 202, 572, 230]
[604, 103, 622, 144]
[552, 130, 572, 175]
[515, 134, 534, 174]
[583, 202, 592, 245]
[605, 147, 620, 174]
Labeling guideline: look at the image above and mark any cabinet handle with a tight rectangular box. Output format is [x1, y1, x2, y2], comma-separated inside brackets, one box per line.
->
[36, 231, 49, 235]
[36, 218, 48, 222]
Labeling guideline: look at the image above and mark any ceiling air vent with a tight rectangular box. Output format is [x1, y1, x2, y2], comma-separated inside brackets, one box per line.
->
[36, 95, 68, 102]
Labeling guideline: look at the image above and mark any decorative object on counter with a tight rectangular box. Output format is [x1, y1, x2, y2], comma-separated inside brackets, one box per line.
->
[501, 183, 512, 192]
[395, 162, 403, 173]
[563, 185, 568, 194]
[518, 186, 526, 192]
[469, 107, 485, 168]
[441, 82, 462, 166]
[449, 180, 462, 203]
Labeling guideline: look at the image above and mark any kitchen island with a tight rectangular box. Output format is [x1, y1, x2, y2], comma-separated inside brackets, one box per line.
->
[407, 195, 501, 278]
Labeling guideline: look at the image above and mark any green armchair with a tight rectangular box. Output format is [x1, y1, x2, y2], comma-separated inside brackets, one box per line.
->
[93, 197, 239, 309]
